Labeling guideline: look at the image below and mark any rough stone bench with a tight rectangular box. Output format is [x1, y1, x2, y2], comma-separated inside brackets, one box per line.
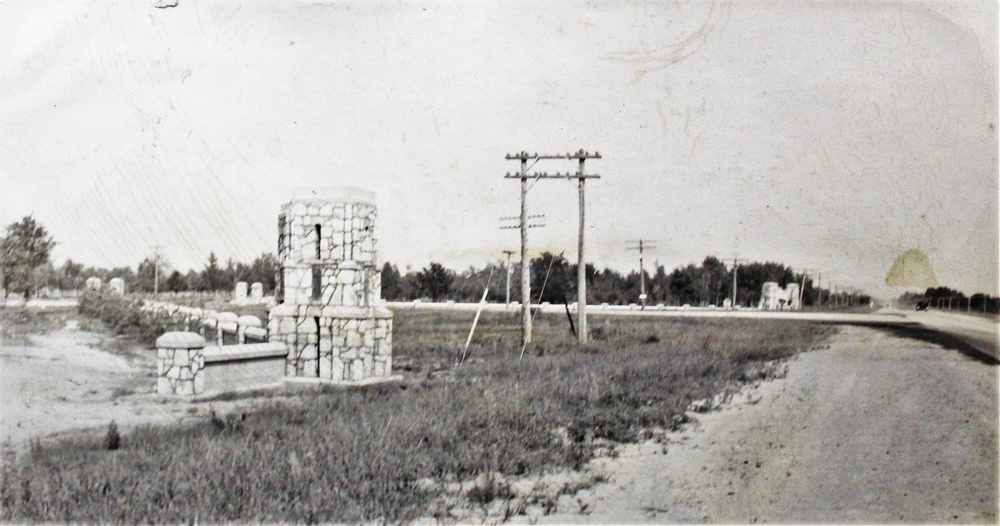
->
[202, 342, 288, 395]
[157, 331, 287, 396]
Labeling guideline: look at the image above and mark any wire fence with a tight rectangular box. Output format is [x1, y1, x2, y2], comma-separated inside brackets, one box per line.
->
[923, 295, 1000, 316]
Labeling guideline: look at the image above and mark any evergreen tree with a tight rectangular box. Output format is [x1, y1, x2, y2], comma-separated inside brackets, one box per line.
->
[381, 262, 402, 300]
[415, 262, 453, 301]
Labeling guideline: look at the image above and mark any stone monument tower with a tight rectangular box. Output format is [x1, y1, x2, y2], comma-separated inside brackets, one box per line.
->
[267, 187, 393, 382]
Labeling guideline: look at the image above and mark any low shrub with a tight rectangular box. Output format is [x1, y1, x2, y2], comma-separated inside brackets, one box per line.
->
[77, 290, 183, 346]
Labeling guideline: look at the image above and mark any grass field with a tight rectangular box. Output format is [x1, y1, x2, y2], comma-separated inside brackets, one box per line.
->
[1, 307, 834, 523]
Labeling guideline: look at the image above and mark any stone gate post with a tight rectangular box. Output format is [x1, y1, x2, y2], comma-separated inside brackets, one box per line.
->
[156, 332, 207, 396]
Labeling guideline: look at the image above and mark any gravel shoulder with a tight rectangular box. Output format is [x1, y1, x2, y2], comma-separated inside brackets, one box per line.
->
[535, 325, 999, 524]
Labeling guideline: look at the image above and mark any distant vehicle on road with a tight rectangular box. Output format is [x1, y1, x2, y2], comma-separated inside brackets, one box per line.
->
[916, 300, 929, 311]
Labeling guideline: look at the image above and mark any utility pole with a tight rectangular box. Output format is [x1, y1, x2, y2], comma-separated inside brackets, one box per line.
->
[505, 150, 601, 346]
[151, 245, 163, 295]
[797, 268, 814, 310]
[519, 155, 530, 345]
[815, 272, 823, 308]
[627, 239, 656, 309]
[502, 250, 515, 307]
[501, 216, 544, 316]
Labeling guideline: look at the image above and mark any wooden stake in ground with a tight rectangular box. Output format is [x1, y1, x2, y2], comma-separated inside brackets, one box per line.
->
[461, 267, 496, 364]
[460, 287, 489, 365]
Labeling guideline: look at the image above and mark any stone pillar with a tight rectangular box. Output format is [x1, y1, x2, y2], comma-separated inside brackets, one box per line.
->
[250, 282, 264, 302]
[217, 312, 239, 345]
[156, 332, 207, 396]
[85, 276, 102, 291]
[270, 187, 394, 383]
[108, 277, 125, 295]
[234, 281, 248, 302]
[237, 315, 263, 343]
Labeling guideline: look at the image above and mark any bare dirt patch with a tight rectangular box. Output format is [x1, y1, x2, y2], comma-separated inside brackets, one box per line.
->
[0, 315, 252, 457]
[532, 325, 998, 524]
[2, 326, 174, 452]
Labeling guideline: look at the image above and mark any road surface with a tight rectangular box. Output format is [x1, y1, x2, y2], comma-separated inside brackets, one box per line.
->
[531, 325, 998, 524]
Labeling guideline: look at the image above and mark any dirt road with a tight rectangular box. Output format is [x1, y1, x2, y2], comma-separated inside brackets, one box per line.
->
[538, 325, 998, 524]
[0, 324, 200, 454]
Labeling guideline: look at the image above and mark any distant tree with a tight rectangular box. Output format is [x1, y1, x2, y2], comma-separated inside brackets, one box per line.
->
[0, 215, 56, 297]
[381, 262, 402, 300]
[649, 265, 672, 305]
[416, 262, 453, 302]
[184, 269, 201, 292]
[697, 256, 729, 306]
[165, 270, 186, 292]
[669, 264, 699, 305]
[30, 261, 58, 296]
[399, 271, 421, 300]
[530, 252, 573, 304]
[622, 270, 647, 304]
[135, 258, 158, 293]
[247, 253, 279, 292]
[57, 259, 84, 290]
[222, 258, 252, 291]
[924, 286, 965, 300]
[591, 267, 628, 304]
[198, 253, 227, 292]
[451, 262, 505, 302]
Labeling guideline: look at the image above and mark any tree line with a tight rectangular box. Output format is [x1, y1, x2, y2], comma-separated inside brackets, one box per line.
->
[381, 253, 872, 309]
[30, 252, 280, 295]
[897, 287, 999, 313]
[0, 215, 905, 309]
[0, 215, 279, 296]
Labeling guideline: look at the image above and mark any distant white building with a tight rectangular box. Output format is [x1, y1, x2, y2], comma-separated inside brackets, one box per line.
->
[759, 281, 801, 310]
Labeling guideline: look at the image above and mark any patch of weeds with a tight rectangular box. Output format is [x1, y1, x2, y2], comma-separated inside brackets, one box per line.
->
[209, 409, 247, 434]
[102, 421, 121, 451]
[0, 311, 833, 524]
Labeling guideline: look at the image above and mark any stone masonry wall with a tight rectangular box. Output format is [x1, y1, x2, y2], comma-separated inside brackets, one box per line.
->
[268, 304, 393, 381]
[279, 198, 379, 308]
[282, 261, 382, 307]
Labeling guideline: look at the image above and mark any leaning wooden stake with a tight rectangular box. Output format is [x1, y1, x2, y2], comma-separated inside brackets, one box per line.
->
[461, 287, 490, 365]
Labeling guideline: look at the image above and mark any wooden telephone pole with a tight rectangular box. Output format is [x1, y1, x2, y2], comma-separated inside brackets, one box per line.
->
[626, 239, 656, 309]
[151, 245, 164, 295]
[796, 268, 815, 310]
[501, 216, 543, 314]
[505, 150, 601, 346]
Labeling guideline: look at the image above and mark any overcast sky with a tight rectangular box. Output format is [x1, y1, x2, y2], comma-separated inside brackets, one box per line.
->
[1, 0, 996, 299]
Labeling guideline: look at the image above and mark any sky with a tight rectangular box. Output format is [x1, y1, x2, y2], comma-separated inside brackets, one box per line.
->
[1, 0, 997, 300]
